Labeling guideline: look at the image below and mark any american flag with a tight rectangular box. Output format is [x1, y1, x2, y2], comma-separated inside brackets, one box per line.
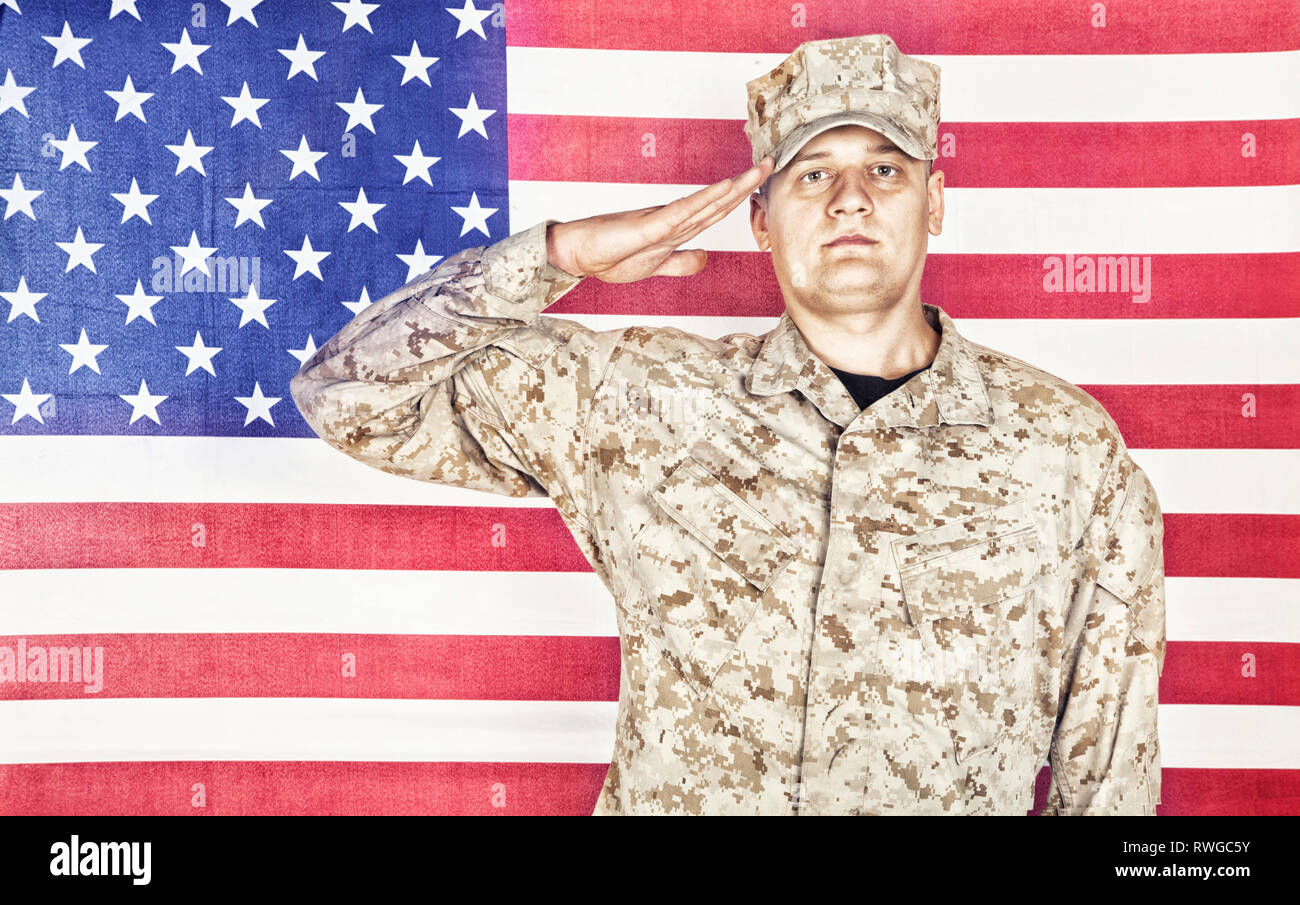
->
[1, 0, 1297, 815]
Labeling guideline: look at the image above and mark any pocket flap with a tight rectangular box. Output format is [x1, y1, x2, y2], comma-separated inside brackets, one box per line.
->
[650, 457, 798, 592]
[893, 498, 1037, 572]
[893, 499, 1041, 625]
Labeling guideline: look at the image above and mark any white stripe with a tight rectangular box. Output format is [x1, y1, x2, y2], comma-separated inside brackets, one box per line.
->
[507, 47, 1300, 122]
[0, 569, 617, 636]
[1166, 578, 1300, 644]
[0, 698, 617, 764]
[954, 317, 1300, 385]
[1, 699, 1292, 768]
[555, 314, 1300, 386]
[1, 570, 1293, 643]
[509, 180, 1300, 254]
[0, 435, 552, 506]
[1130, 449, 1300, 515]
[0, 436, 1295, 512]
[1160, 705, 1300, 769]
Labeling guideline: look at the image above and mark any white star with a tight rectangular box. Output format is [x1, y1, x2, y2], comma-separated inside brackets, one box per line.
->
[445, 0, 492, 39]
[116, 279, 163, 325]
[161, 28, 210, 75]
[176, 331, 223, 376]
[284, 235, 330, 281]
[235, 381, 281, 426]
[222, 81, 268, 128]
[2, 277, 46, 323]
[0, 173, 41, 221]
[104, 74, 153, 123]
[56, 226, 104, 273]
[278, 34, 324, 81]
[225, 182, 272, 228]
[397, 239, 442, 284]
[449, 92, 495, 139]
[120, 378, 167, 425]
[0, 0, 20, 12]
[229, 282, 276, 328]
[394, 140, 440, 185]
[0, 69, 35, 117]
[170, 230, 217, 277]
[3, 378, 52, 425]
[281, 135, 327, 181]
[110, 177, 158, 224]
[43, 21, 92, 69]
[220, 0, 264, 26]
[392, 40, 437, 85]
[332, 0, 379, 33]
[59, 327, 108, 375]
[342, 286, 373, 316]
[339, 186, 385, 233]
[337, 86, 383, 134]
[165, 129, 214, 176]
[288, 335, 319, 367]
[50, 123, 97, 172]
[451, 191, 498, 238]
[108, 0, 141, 20]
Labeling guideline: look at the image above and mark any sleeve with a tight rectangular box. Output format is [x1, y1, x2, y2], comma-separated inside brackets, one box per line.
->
[288, 218, 625, 541]
[1040, 448, 1167, 815]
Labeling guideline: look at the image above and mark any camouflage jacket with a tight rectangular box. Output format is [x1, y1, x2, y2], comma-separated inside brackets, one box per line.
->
[290, 218, 1167, 815]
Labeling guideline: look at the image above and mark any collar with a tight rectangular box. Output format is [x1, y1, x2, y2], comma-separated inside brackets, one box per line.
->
[745, 303, 994, 430]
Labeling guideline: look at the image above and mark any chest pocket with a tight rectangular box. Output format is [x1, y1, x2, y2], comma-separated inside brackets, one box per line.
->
[632, 456, 799, 699]
[892, 498, 1043, 763]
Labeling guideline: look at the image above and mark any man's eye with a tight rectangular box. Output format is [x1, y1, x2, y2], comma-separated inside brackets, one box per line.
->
[800, 169, 826, 183]
[874, 165, 898, 177]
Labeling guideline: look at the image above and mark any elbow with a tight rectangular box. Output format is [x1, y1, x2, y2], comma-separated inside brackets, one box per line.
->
[289, 367, 329, 441]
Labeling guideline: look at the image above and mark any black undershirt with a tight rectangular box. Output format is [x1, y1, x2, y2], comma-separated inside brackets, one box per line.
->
[830, 364, 931, 411]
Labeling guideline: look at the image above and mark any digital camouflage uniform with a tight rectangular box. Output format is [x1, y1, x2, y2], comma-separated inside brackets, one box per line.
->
[289, 218, 1166, 815]
[290, 33, 1166, 816]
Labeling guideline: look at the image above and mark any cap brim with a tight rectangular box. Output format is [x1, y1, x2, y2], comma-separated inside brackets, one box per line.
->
[771, 111, 931, 173]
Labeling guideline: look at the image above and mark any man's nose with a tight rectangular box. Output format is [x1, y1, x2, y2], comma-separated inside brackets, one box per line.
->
[828, 173, 875, 215]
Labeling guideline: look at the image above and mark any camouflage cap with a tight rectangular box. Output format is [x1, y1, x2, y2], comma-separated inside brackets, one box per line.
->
[745, 34, 941, 172]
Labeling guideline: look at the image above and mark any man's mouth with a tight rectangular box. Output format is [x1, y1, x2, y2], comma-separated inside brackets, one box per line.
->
[825, 236, 879, 247]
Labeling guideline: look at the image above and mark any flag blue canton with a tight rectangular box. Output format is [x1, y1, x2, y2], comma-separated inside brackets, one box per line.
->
[0, 0, 505, 436]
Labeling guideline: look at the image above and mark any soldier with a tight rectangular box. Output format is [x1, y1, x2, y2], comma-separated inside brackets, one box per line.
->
[290, 34, 1166, 815]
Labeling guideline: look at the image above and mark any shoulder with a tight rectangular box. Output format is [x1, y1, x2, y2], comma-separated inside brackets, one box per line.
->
[611, 321, 764, 372]
[966, 337, 1128, 459]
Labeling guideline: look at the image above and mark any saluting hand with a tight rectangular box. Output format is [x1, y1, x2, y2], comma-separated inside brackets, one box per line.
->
[545, 155, 775, 283]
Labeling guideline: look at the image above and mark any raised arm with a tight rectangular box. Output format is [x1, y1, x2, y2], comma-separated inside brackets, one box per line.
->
[289, 157, 775, 525]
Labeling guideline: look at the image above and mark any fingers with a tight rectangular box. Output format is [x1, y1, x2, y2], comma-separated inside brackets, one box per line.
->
[654, 155, 773, 240]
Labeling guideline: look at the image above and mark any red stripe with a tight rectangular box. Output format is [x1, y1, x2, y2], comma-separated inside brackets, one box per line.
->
[510, 114, 1300, 189]
[1074, 386, 1300, 449]
[0, 503, 588, 571]
[3, 636, 1296, 706]
[1031, 766, 1300, 815]
[542, 249, 1299, 320]
[0, 761, 1291, 815]
[1164, 515, 1300, 579]
[0, 634, 621, 701]
[0, 761, 607, 815]
[0, 506, 1294, 576]
[1159, 643, 1300, 706]
[506, 0, 1300, 54]
[1157, 769, 1300, 816]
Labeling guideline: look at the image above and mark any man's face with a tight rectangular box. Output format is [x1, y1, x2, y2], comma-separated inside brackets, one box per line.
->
[750, 124, 944, 317]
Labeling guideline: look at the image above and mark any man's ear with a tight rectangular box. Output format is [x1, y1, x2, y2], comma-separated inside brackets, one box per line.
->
[925, 167, 945, 237]
[750, 193, 771, 252]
